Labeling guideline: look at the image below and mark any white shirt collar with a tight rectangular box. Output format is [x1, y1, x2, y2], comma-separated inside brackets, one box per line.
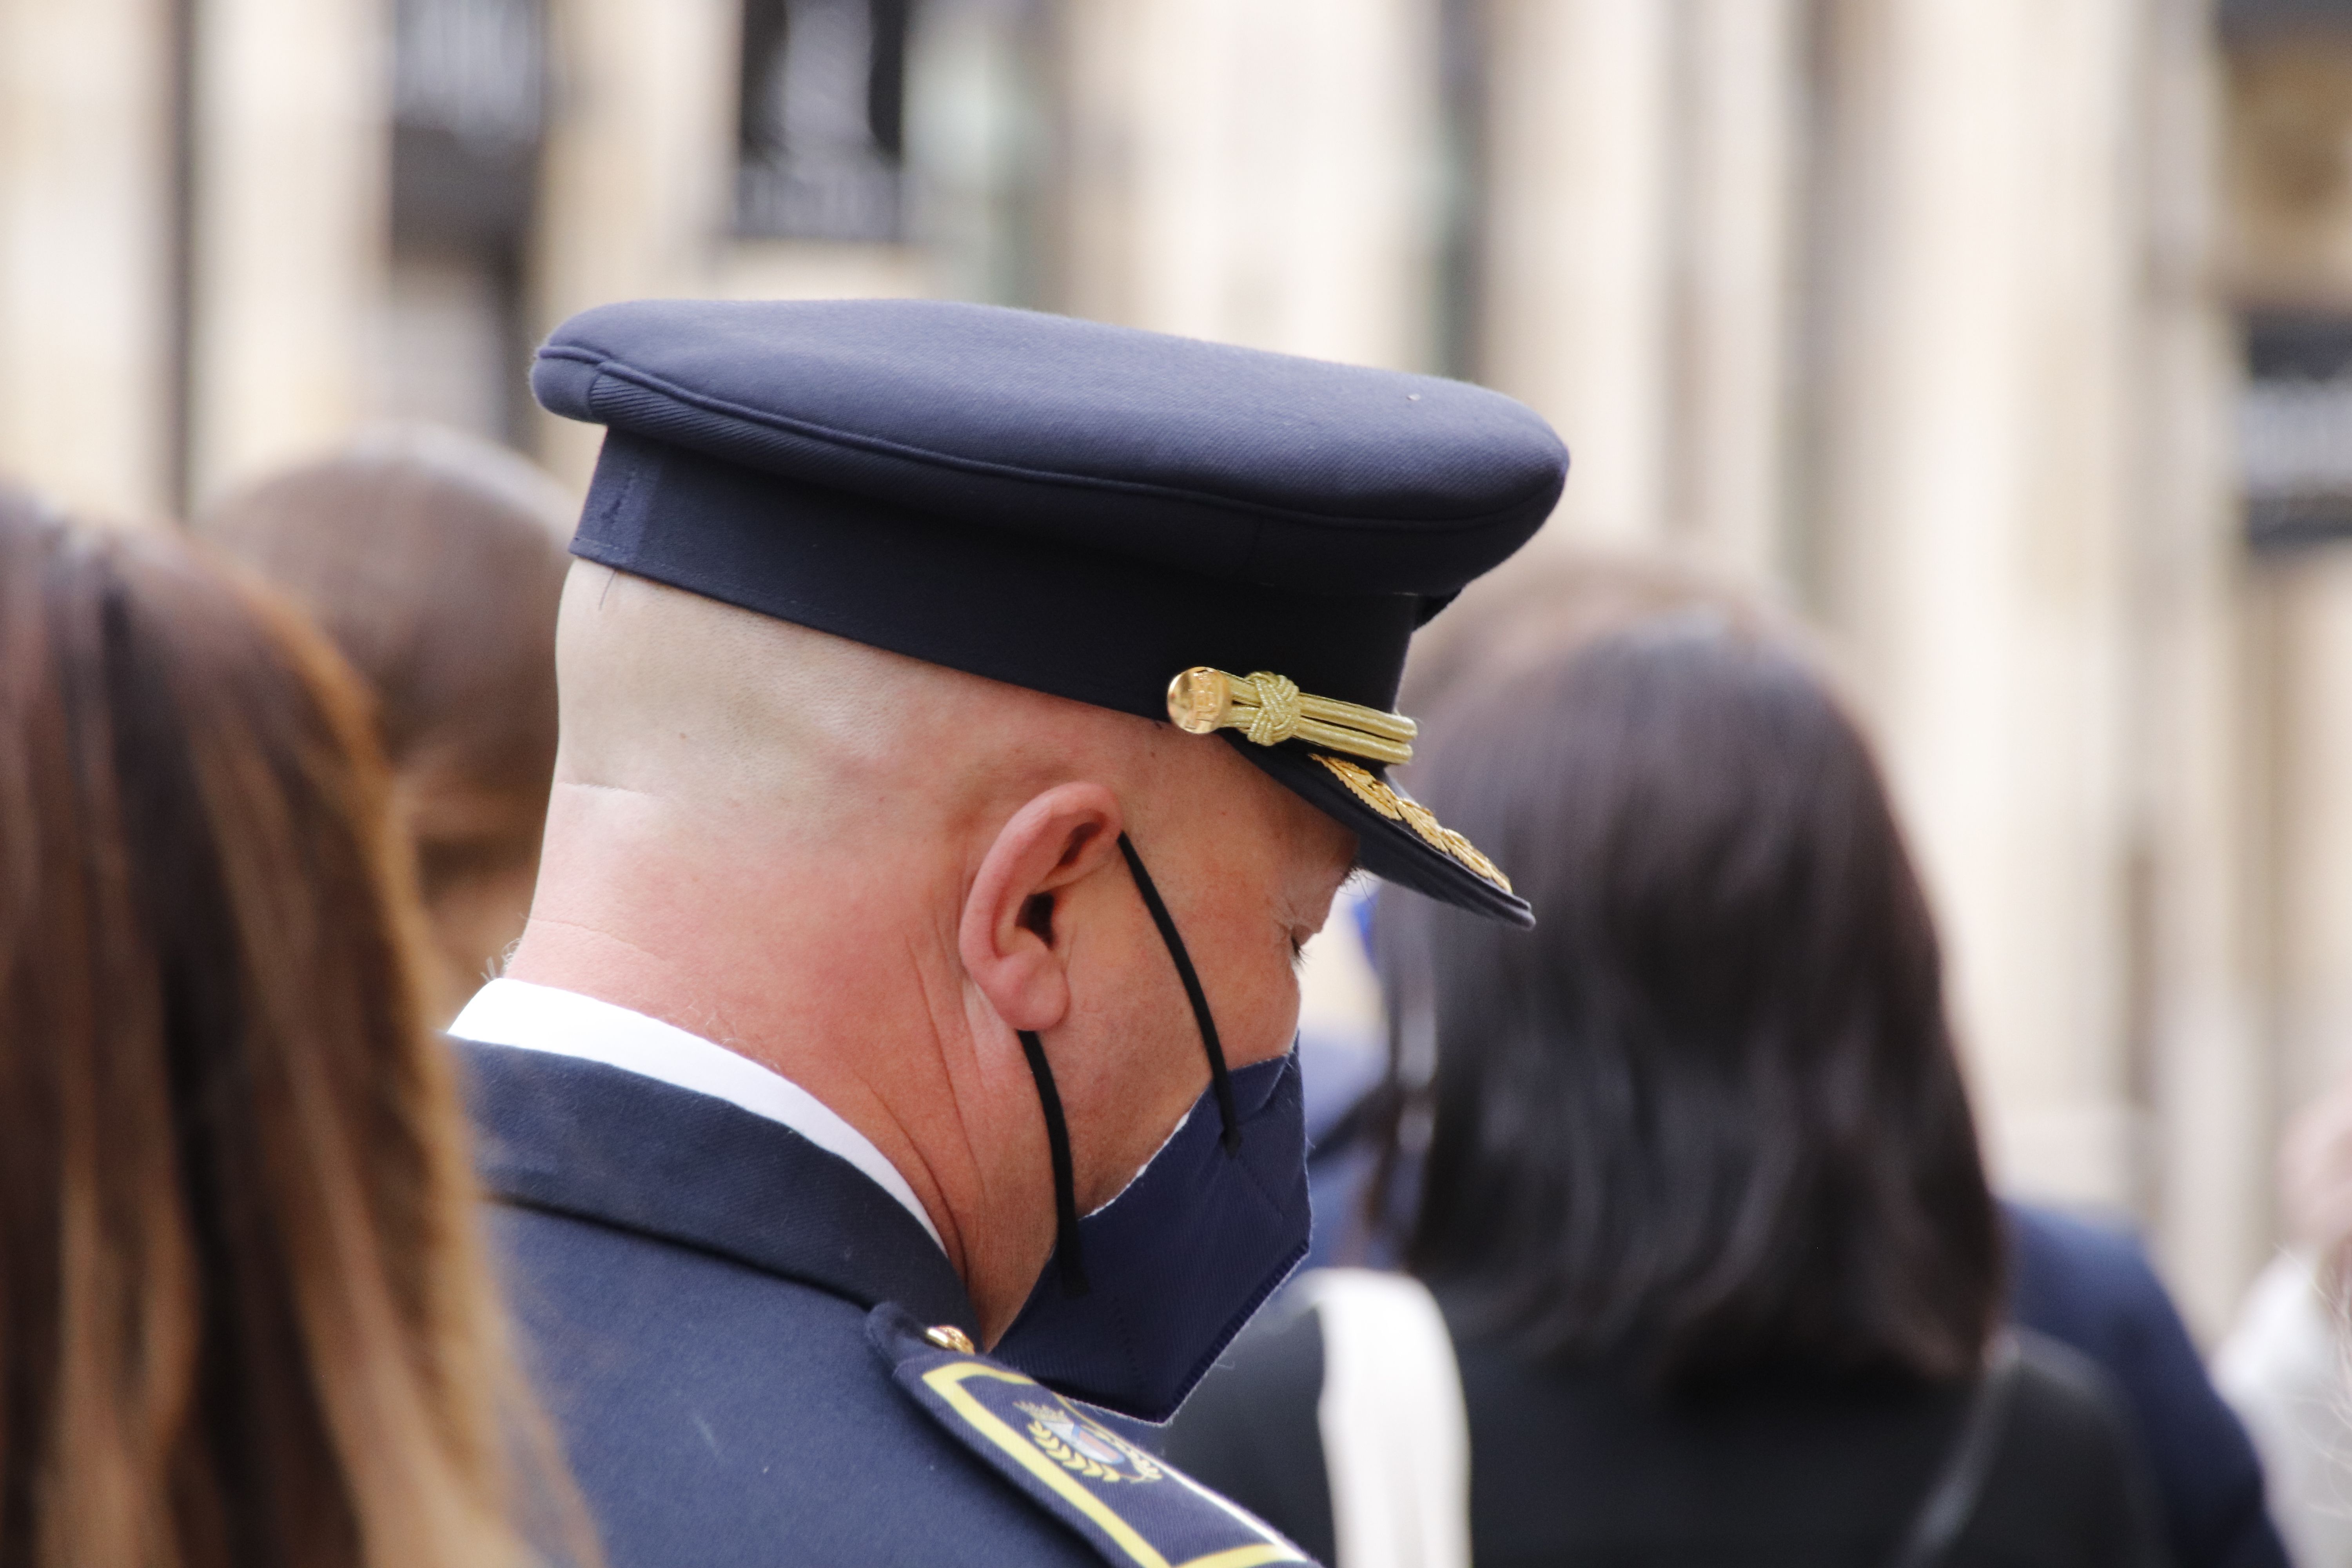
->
[450, 978, 944, 1251]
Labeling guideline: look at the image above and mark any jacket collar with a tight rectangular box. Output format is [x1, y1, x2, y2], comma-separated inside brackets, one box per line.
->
[456, 1038, 980, 1336]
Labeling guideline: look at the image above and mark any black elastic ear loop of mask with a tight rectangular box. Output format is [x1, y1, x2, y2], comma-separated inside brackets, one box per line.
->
[1116, 832, 1242, 1155]
[1016, 831, 1243, 1300]
[1017, 1028, 1089, 1297]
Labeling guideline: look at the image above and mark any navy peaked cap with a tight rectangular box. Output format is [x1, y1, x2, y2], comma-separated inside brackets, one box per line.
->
[533, 298, 1566, 922]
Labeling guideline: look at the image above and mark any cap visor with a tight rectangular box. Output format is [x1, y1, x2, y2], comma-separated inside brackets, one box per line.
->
[1227, 737, 1534, 927]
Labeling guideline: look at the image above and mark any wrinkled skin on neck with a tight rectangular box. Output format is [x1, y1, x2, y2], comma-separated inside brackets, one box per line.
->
[506, 564, 1356, 1341]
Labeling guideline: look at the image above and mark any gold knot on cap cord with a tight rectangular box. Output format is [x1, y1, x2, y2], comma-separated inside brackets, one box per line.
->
[1245, 671, 1304, 747]
[1166, 667, 1416, 766]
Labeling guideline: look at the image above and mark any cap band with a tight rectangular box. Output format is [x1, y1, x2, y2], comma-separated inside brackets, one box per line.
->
[574, 432, 1421, 724]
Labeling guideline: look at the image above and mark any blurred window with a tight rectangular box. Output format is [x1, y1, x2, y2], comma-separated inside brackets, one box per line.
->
[2220, 0, 2352, 42]
[737, 0, 914, 241]
[2243, 314, 2352, 553]
[385, 0, 546, 444]
[392, 0, 546, 250]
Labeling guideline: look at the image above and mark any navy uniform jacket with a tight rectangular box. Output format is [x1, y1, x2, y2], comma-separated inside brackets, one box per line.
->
[460, 1038, 1305, 1568]
[2007, 1205, 2288, 1568]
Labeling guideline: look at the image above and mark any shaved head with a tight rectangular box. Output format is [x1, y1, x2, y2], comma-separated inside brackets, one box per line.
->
[555, 564, 1175, 853]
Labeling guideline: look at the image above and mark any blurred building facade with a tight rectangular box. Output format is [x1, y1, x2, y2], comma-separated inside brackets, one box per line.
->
[7, 0, 2352, 1333]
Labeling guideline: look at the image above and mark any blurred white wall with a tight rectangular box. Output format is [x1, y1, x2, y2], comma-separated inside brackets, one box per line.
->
[2135, 0, 2266, 1340]
[1813, 0, 2146, 1218]
[529, 0, 741, 485]
[189, 0, 388, 503]
[1482, 0, 1676, 548]
[2224, 34, 2352, 1243]
[1480, 0, 1807, 574]
[1057, 0, 1438, 370]
[1669, 0, 1805, 579]
[0, 0, 178, 519]
[2, 0, 387, 515]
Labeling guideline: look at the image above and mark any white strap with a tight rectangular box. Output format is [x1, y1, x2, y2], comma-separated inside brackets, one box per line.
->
[1298, 1268, 1473, 1568]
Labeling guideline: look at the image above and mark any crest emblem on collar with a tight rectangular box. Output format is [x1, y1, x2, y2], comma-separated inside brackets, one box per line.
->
[1017, 1401, 1165, 1485]
[878, 1303, 1309, 1567]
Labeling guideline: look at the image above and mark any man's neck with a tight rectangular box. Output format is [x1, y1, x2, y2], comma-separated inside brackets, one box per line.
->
[503, 904, 1054, 1341]
[505, 908, 969, 1229]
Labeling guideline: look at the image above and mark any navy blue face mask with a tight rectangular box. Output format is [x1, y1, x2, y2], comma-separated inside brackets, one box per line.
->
[991, 834, 1312, 1423]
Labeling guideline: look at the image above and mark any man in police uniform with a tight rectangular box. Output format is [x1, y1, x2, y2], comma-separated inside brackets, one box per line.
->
[450, 298, 1566, 1566]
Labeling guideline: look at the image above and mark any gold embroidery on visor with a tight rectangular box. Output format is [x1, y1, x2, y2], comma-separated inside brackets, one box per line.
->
[1165, 667, 1416, 766]
[1316, 755, 1514, 895]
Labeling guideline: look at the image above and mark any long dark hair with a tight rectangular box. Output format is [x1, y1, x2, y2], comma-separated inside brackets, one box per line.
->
[1374, 615, 2000, 1389]
[0, 495, 578, 1566]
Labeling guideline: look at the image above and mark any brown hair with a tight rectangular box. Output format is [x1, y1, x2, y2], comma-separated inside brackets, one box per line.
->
[1398, 547, 1790, 722]
[0, 494, 574, 1566]
[1376, 611, 2000, 1390]
[196, 430, 573, 1016]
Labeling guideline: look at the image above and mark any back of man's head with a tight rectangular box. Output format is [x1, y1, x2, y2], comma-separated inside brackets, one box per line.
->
[550, 561, 1165, 858]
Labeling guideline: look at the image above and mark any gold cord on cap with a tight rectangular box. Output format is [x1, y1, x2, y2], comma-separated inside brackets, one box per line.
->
[1166, 667, 1417, 766]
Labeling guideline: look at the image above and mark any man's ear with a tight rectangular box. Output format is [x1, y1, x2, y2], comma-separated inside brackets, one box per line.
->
[960, 782, 1126, 1033]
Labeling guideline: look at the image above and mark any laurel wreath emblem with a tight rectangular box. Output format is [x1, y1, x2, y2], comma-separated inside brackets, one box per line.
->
[1016, 1401, 1163, 1484]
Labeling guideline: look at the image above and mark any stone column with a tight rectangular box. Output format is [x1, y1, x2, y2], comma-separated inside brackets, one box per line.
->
[1474, 0, 1802, 577]
[1665, 0, 1804, 581]
[2263, 557, 2352, 1155]
[530, 0, 739, 485]
[2209, 24, 2352, 1327]
[0, 0, 177, 519]
[2132, 0, 2268, 1339]
[1052, 0, 1440, 372]
[189, 0, 391, 502]
[1804, 0, 2146, 1216]
[1479, 0, 1674, 547]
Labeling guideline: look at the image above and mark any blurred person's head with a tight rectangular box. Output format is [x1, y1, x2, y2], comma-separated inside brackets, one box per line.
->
[1397, 547, 1788, 723]
[0, 495, 578, 1567]
[1375, 613, 1999, 1390]
[197, 427, 574, 1022]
